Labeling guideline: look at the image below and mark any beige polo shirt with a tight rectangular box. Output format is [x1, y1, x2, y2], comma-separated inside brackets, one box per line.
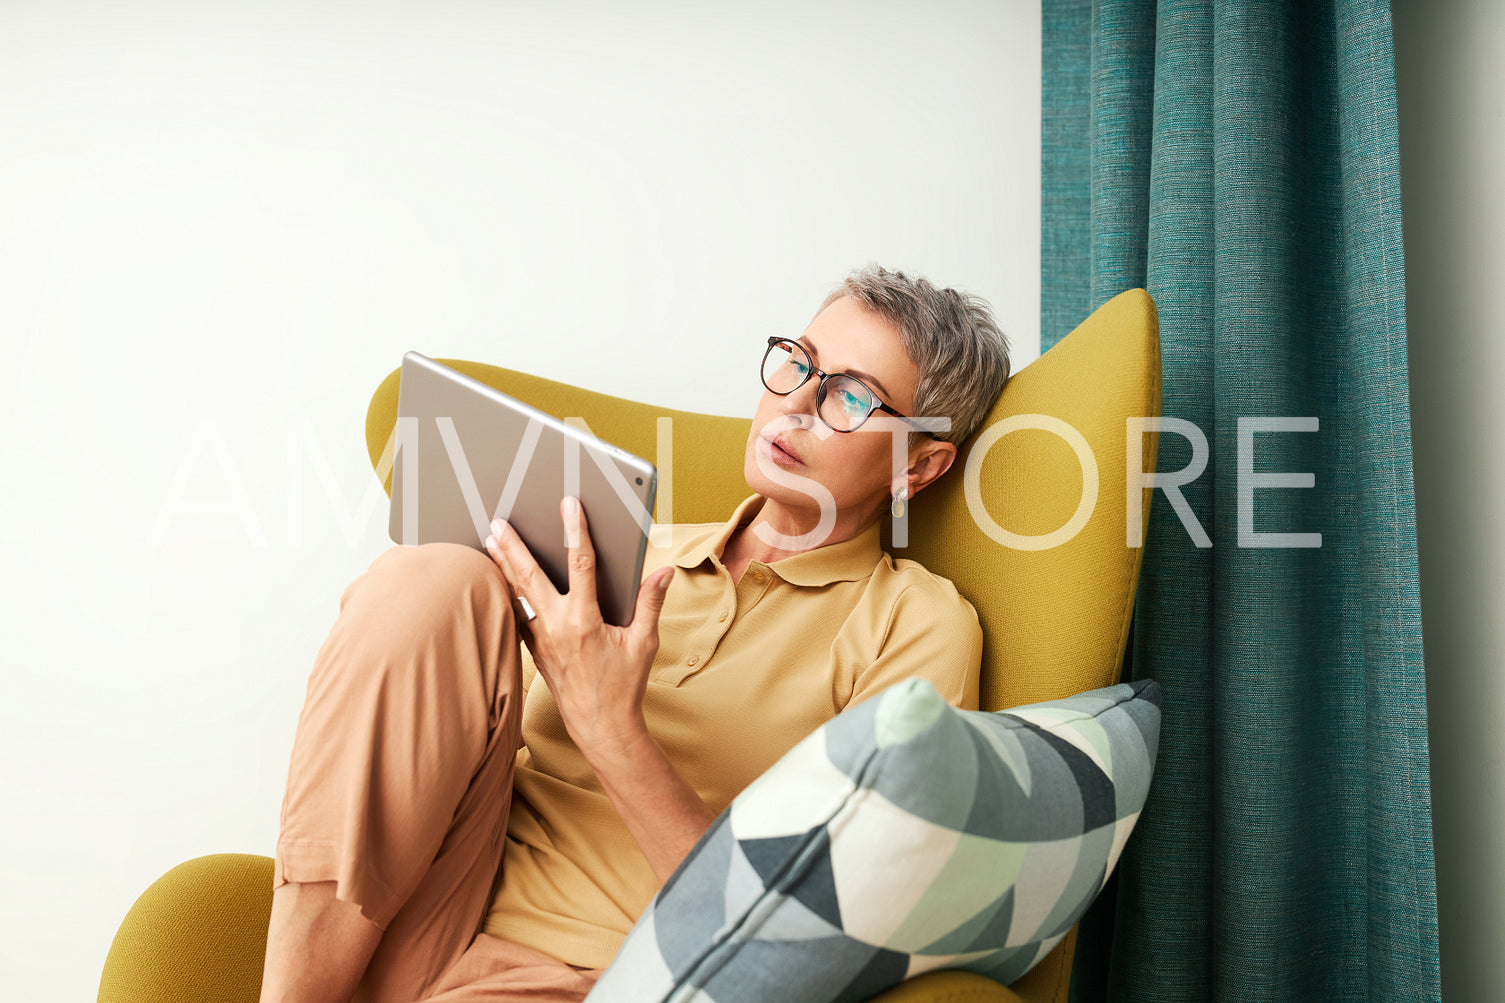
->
[481, 496, 983, 969]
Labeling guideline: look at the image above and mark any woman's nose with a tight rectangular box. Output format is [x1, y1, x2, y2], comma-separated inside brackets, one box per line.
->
[781, 375, 821, 415]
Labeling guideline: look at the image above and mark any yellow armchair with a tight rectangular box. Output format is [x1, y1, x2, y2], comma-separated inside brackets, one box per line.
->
[99, 289, 1160, 1003]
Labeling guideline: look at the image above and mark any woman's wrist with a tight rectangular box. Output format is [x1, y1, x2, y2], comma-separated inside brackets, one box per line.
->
[569, 710, 653, 771]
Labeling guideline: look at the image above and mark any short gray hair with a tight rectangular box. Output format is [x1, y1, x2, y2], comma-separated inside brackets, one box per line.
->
[819, 264, 1011, 444]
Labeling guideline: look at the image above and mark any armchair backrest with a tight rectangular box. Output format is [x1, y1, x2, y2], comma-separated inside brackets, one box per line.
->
[906, 288, 1161, 710]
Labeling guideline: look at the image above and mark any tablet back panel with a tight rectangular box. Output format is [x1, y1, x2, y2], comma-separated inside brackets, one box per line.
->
[389, 352, 657, 627]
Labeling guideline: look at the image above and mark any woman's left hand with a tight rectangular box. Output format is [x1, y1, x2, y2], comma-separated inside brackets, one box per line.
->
[484, 496, 674, 759]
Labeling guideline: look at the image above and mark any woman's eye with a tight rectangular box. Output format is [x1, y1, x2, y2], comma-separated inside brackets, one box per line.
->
[839, 389, 868, 416]
[791, 360, 810, 377]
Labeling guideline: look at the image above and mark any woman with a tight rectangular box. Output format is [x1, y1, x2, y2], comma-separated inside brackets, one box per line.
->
[260, 264, 1012, 1003]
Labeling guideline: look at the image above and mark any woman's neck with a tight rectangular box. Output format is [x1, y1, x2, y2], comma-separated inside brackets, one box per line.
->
[719, 498, 877, 583]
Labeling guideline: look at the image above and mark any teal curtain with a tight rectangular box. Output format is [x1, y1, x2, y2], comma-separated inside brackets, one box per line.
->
[1041, 1, 1439, 999]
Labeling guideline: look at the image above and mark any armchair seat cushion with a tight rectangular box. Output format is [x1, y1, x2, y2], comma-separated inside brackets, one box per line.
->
[586, 676, 1161, 1003]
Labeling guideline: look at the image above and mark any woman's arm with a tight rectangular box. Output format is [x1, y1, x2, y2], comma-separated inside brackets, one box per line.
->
[485, 497, 713, 883]
[846, 574, 984, 712]
[573, 719, 718, 883]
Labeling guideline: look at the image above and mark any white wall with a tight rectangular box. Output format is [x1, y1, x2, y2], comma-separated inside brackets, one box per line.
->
[1394, 1, 1505, 999]
[0, 2, 1041, 999]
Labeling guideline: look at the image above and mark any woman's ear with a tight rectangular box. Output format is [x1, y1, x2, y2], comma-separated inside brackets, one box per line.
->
[903, 438, 958, 499]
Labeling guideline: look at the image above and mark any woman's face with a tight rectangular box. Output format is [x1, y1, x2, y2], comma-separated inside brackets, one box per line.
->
[743, 296, 932, 533]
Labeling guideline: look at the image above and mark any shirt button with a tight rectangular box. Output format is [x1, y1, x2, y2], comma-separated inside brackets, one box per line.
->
[687, 656, 700, 667]
[717, 610, 728, 622]
[752, 572, 766, 583]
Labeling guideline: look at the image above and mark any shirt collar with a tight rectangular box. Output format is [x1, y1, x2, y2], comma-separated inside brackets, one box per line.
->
[671, 495, 883, 586]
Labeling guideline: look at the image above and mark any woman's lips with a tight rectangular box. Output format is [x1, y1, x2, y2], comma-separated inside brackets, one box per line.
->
[759, 433, 804, 467]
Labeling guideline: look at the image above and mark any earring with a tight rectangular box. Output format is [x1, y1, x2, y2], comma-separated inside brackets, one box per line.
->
[890, 485, 908, 519]
[891, 484, 909, 548]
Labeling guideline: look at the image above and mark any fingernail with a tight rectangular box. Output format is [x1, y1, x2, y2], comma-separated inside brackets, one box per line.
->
[491, 518, 504, 535]
[563, 496, 579, 517]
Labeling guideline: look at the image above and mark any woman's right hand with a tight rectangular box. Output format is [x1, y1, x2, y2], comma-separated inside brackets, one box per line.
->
[483, 495, 673, 758]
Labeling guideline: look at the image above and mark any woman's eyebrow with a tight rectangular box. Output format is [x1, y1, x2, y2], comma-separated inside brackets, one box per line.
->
[797, 337, 896, 401]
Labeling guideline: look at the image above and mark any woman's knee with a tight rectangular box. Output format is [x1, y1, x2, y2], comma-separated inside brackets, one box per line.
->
[351, 543, 514, 638]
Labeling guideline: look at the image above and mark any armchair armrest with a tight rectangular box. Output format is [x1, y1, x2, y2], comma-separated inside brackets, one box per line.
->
[98, 853, 273, 1003]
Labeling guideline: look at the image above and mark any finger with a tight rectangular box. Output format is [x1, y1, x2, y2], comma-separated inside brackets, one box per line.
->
[628, 566, 674, 640]
[486, 518, 558, 602]
[561, 496, 599, 609]
[482, 531, 506, 574]
[481, 532, 508, 586]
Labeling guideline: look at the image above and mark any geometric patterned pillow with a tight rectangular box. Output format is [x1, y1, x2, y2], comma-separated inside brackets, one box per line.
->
[586, 676, 1162, 1003]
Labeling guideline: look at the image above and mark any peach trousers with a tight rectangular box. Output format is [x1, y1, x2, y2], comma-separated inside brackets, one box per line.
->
[273, 543, 604, 1002]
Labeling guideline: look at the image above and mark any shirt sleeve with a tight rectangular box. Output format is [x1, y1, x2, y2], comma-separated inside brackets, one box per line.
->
[845, 574, 983, 712]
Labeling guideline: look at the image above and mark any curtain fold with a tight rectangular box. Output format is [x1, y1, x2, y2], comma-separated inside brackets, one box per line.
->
[1041, 1, 1439, 999]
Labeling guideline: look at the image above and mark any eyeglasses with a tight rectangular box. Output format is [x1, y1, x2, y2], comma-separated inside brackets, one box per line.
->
[759, 337, 930, 435]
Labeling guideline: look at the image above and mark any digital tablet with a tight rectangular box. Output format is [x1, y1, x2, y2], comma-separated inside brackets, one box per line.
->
[388, 352, 658, 627]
